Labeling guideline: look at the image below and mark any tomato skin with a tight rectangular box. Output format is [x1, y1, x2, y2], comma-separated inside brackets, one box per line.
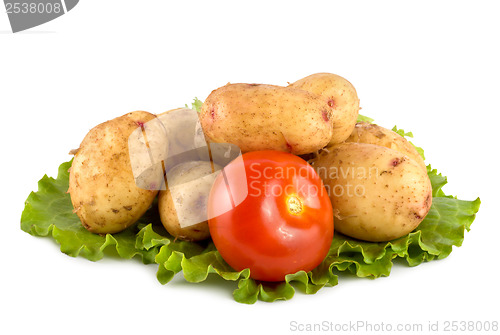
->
[208, 150, 333, 282]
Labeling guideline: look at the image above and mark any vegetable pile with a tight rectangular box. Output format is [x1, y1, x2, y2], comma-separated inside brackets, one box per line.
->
[20, 74, 480, 303]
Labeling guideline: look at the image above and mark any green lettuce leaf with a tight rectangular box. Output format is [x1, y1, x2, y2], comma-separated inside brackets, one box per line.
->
[185, 97, 203, 112]
[392, 125, 425, 160]
[357, 114, 374, 123]
[20, 160, 169, 263]
[20, 116, 481, 304]
[391, 125, 414, 138]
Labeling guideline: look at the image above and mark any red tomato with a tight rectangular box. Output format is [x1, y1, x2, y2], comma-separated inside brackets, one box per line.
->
[207, 150, 333, 282]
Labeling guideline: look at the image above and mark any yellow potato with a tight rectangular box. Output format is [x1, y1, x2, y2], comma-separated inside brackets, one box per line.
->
[289, 73, 360, 145]
[69, 111, 167, 234]
[346, 122, 426, 172]
[312, 142, 432, 242]
[200, 83, 333, 155]
[156, 107, 206, 172]
[158, 161, 220, 241]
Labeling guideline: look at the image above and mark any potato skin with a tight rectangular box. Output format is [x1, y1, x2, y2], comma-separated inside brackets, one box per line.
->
[289, 73, 360, 145]
[346, 122, 426, 172]
[157, 107, 204, 171]
[69, 111, 163, 234]
[158, 161, 219, 241]
[200, 83, 333, 155]
[312, 142, 432, 242]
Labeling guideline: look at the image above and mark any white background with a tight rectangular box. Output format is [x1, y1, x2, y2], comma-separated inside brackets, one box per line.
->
[1, 1, 499, 334]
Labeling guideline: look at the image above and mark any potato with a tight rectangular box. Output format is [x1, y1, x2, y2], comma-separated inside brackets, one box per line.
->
[200, 83, 333, 155]
[157, 107, 206, 172]
[312, 142, 432, 242]
[289, 73, 360, 145]
[69, 111, 167, 234]
[345, 122, 426, 172]
[158, 160, 221, 241]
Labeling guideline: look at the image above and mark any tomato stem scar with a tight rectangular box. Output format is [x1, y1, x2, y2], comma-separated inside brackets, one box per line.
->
[287, 195, 303, 215]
